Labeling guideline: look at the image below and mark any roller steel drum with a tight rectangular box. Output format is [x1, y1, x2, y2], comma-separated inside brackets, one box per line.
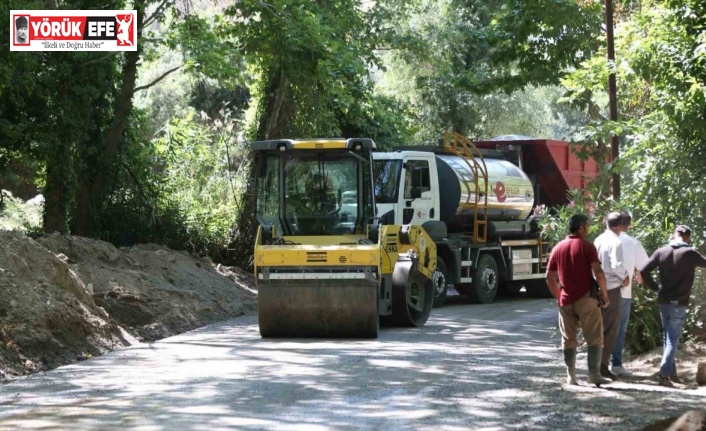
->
[258, 277, 379, 338]
[380, 259, 433, 327]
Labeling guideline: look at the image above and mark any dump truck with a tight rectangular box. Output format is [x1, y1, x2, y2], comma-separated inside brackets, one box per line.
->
[372, 132, 599, 306]
[251, 138, 437, 338]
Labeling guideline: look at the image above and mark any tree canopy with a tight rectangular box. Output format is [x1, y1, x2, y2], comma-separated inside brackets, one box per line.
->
[2, 0, 706, 347]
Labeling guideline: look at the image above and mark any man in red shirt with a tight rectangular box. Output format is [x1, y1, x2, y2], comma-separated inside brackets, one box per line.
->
[546, 214, 611, 386]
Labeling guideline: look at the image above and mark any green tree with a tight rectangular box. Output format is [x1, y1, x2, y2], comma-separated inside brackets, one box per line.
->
[375, 0, 600, 141]
[561, 0, 706, 349]
[224, 0, 382, 140]
[1, 0, 244, 238]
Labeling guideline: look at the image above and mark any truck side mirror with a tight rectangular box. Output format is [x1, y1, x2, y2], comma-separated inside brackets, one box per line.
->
[410, 186, 422, 199]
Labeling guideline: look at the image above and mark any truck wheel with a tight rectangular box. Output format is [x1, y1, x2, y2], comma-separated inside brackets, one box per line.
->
[470, 254, 499, 304]
[432, 258, 449, 308]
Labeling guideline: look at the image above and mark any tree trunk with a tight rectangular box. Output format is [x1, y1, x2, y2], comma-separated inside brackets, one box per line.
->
[74, 2, 144, 237]
[74, 177, 93, 236]
[43, 144, 71, 234]
[257, 68, 290, 140]
[228, 156, 258, 269]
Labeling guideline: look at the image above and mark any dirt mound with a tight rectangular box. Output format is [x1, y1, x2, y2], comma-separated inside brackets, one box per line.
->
[0, 231, 133, 378]
[0, 231, 257, 380]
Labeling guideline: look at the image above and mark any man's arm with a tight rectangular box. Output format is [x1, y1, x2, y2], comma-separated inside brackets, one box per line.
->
[635, 241, 649, 284]
[692, 249, 706, 268]
[639, 250, 660, 292]
[611, 242, 630, 285]
[545, 270, 561, 301]
[591, 261, 610, 308]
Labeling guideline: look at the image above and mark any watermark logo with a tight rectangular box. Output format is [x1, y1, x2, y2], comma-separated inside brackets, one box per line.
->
[10, 10, 137, 51]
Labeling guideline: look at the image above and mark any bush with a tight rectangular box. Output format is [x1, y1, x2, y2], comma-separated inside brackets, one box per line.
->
[0, 190, 43, 236]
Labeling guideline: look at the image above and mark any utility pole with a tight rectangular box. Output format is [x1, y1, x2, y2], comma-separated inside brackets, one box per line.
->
[605, 0, 620, 199]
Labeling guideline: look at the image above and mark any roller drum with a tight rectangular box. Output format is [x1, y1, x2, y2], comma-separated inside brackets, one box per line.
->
[258, 278, 379, 338]
[381, 259, 433, 327]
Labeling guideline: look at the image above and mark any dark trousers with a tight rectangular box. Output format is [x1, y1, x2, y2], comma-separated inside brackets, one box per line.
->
[601, 288, 623, 372]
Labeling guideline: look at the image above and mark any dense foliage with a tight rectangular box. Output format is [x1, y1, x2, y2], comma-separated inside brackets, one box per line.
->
[2, 0, 705, 348]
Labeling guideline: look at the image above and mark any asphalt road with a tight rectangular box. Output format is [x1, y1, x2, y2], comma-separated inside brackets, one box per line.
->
[0, 295, 704, 430]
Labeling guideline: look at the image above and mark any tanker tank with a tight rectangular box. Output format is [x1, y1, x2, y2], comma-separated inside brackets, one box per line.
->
[435, 154, 535, 232]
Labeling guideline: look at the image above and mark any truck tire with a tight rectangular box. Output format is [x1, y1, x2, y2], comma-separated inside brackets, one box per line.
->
[525, 279, 553, 298]
[469, 253, 499, 304]
[432, 258, 449, 308]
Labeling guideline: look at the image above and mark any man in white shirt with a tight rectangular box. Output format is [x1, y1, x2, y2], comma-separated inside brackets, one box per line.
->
[610, 212, 649, 376]
[594, 212, 630, 380]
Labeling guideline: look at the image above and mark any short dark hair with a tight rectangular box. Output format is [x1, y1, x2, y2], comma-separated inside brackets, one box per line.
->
[675, 225, 692, 236]
[606, 212, 623, 229]
[569, 214, 589, 234]
[620, 211, 632, 227]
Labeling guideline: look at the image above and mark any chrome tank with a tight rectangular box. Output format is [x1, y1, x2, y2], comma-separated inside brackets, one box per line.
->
[435, 155, 534, 225]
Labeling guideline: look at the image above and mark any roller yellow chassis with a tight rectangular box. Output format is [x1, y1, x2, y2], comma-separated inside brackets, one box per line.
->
[378, 225, 436, 279]
[254, 225, 436, 279]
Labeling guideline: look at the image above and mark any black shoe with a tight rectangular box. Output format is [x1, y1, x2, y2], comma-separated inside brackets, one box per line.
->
[601, 369, 619, 381]
[669, 374, 682, 384]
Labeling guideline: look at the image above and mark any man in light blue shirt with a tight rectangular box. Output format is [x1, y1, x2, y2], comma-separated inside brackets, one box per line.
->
[593, 212, 630, 380]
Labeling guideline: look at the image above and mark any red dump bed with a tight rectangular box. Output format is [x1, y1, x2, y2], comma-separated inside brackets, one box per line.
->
[474, 139, 601, 208]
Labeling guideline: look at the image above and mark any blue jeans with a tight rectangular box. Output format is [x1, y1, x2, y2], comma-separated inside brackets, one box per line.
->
[658, 303, 688, 377]
[611, 298, 631, 367]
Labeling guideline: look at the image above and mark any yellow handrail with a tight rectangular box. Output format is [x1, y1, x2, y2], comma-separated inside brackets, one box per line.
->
[441, 131, 489, 243]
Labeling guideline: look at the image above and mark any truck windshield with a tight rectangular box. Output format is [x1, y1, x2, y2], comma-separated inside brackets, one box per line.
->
[257, 152, 372, 236]
[373, 160, 402, 204]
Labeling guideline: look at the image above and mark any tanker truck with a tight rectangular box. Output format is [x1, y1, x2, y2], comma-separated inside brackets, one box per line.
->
[372, 132, 553, 306]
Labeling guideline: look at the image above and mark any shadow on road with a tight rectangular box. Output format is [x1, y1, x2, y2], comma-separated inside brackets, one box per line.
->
[0, 299, 703, 430]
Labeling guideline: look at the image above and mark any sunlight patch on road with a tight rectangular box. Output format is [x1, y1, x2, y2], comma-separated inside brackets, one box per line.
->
[480, 388, 537, 399]
[172, 404, 233, 415]
[454, 397, 500, 418]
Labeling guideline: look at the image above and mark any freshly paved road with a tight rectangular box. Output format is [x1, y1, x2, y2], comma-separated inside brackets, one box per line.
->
[1, 295, 704, 430]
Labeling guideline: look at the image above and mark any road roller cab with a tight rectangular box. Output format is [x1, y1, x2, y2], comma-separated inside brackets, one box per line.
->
[251, 138, 437, 338]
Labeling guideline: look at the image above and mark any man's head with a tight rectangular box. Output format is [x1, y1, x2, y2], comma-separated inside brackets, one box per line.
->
[674, 225, 692, 243]
[569, 214, 589, 237]
[15, 16, 28, 42]
[606, 211, 623, 232]
[620, 211, 632, 232]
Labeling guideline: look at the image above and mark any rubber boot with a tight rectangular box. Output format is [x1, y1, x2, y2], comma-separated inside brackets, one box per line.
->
[563, 349, 578, 385]
[587, 346, 611, 387]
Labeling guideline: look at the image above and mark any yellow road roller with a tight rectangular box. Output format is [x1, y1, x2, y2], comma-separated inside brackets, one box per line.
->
[252, 138, 436, 338]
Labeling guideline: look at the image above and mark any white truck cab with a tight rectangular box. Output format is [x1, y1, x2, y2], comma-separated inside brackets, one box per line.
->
[373, 151, 439, 227]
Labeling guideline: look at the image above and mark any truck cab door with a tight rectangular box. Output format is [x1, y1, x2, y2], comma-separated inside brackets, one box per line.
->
[398, 157, 438, 226]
